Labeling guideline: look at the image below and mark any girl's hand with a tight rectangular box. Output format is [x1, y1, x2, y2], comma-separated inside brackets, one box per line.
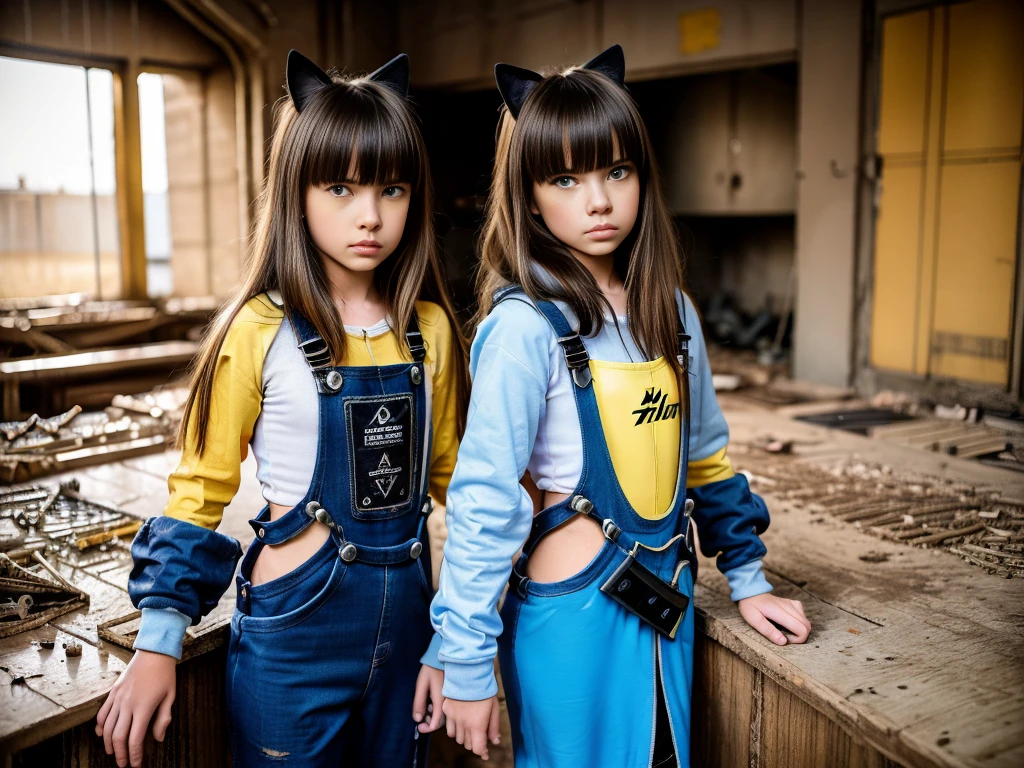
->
[95, 649, 177, 767]
[412, 664, 445, 733]
[442, 696, 501, 761]
[738, 593, 812, 645]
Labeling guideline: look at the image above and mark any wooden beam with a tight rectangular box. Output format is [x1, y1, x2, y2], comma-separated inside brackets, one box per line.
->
[112, 61, 148, 300]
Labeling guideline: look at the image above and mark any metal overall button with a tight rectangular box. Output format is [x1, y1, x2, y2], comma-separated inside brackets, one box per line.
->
[325, 371, 343, 391]
[410, 365, 422, 385]
[339, 542, 358, 563]
[240, 586, 248, 599]
[409, 541, 423, 559]
[257, 527, 265, 539]
[601, 518, 622, 542]
[570, 495, 593, 514]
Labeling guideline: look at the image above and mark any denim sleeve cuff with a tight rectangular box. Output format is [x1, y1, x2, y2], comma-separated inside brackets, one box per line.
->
[420, 632, 444, 670]
[133, 607, 191, 660]
[724, 559, 774, 602]
[440, 659, 498, 701]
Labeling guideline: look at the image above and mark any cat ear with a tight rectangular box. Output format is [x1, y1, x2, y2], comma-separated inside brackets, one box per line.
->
[582, 44, 626, 87]
[494, 63, 544, 119]
[368, 53, 410, 98]
[286, 49, 334, 113]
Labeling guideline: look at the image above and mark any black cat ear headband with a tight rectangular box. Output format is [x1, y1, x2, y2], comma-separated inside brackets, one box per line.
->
[494, 44, 626, 119]
[286, 49, 411, 112]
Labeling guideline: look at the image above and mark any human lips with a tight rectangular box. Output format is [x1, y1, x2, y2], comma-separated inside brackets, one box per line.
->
[584, 223, 618, 240]
[350, 240, 383, 255]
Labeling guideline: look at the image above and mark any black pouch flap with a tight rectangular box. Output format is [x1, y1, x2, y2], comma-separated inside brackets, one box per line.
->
[600, 554, 690, 639]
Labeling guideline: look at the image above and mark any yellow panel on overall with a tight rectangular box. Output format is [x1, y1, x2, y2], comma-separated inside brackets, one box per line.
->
[871, 0, 1023, 387]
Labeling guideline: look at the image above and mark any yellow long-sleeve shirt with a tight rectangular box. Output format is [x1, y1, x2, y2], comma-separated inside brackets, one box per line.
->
[164, 292, 461, 530]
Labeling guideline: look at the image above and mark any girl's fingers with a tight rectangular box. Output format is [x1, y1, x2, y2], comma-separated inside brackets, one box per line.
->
[112, 706, 133, 767]
[102, 695, 122, 755]
[96, 690, 115, 734]
[470, 728, 489, 760]
[750, 611, 788, 645]
[426, 682, 444, 732]
[488, 698, 502, 745]
[412, 672, 430, 723]
[774, 600, 812, 638]
[128, 700, 158, 768]
[765, 602, 810, 642]
[443, 701, 455, 740]
[152, 691, 175, 742]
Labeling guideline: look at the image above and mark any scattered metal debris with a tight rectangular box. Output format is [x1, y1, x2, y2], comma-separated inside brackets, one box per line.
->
[0, 481, 141, 565]
[858, 551, 890, 563]
[0, 552, 89, 638]
[0, 389, 185, 483]
[735, 445, 1024, 578]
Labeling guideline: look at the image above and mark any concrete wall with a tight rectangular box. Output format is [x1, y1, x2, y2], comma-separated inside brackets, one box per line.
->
[792, 0, 864, 387]
[398, 0, 797, 89]
[0, 0, 224, 67]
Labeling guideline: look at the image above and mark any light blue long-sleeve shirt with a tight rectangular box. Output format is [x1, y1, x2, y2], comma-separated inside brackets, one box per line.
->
[432, 291, 772, 701]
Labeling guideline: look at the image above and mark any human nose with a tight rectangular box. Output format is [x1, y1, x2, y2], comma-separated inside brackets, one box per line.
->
[355, 192, 382, 231]
[585, 178, 612, 215]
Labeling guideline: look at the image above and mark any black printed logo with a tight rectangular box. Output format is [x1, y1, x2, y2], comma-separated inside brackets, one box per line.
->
[345, 394, 415, 516]
[631, 387, 679, 426]
[370, 453, 401, 498]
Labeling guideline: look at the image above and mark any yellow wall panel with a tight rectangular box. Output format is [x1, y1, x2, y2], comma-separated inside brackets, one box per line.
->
[871, 0, 1022, 390]
[929, 161, 1020, 384]
[871, 165, 924, 373]
[913, 8, 947, 375]
[944, 0, 1024, 154]
[877, 10, 931, 156]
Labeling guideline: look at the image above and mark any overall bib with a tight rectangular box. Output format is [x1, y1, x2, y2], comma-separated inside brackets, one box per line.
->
[226, 310, 435, 767]
[497, 296, 698, 768]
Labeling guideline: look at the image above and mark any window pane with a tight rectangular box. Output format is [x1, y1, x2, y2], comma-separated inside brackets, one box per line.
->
[0, 56, 120, 298]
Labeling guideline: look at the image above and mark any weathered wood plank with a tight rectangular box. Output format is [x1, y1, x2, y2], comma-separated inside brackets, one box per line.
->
[0, 626, 126, 752]
[694, 405, 1024, 768]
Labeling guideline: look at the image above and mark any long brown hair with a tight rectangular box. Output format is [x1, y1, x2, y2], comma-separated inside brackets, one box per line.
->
[477, 66, 686, 376]
[182, 68, 468, 453]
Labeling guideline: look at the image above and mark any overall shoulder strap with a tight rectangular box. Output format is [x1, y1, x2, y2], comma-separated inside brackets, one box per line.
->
[405, 311, 426, 363]
[493, 285, 593, 389]
[288, 310, 333, 372]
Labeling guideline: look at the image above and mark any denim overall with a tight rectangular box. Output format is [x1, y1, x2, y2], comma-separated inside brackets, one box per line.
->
[497, 296, 698, 768]
[226, 310, 435, 767]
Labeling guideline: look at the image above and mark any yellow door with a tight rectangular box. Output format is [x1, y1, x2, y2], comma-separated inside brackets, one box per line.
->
[871, 0, 1023, 386]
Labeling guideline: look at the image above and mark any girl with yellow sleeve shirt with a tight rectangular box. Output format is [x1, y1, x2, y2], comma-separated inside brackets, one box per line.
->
[96, 50, 467, 768]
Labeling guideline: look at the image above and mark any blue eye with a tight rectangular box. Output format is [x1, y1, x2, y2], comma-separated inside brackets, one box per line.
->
[382, 186, 405, 198]
[328, 185, 351, 197]
[554, 176, 576, 189]
[609, 166, 629, 180]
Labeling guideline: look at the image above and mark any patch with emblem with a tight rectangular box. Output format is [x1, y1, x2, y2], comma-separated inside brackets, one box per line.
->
[345, 394, 415, 517]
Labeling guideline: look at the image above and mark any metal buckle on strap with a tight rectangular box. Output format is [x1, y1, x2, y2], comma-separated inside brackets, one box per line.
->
[601, 518, 622, 542]
[406, 329, 426, 362]
[298, 337, 332, 371]
[557, 334, 592, 388]
[510, 564, 530, 599]
[677, 332, 691, 373]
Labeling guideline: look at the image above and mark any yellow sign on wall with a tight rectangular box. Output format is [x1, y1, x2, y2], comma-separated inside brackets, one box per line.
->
[679, 9, 722, 55]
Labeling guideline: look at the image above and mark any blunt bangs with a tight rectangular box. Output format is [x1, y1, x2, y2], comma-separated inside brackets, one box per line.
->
[297, 83, 420, 189]
[518, 71, 647, 182]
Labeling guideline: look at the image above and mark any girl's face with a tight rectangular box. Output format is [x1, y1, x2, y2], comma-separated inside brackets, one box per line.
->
[304, 171, 411, 274]
[530, 158, 640, 261]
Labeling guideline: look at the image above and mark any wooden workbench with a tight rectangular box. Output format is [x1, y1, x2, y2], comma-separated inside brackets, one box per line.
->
[1, 403, 1022, 767]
